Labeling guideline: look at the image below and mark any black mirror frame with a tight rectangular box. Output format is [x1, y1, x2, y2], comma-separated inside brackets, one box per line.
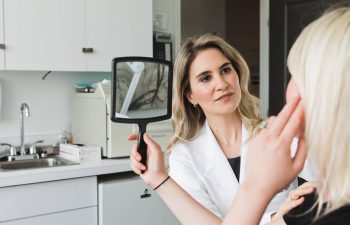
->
[110, 56, 173, 124]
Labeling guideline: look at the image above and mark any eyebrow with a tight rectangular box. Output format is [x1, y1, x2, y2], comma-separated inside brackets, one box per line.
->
[195, 62, 232, 78]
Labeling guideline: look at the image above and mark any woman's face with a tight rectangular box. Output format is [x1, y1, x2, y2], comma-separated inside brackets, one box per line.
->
[187, 48, 241, 117]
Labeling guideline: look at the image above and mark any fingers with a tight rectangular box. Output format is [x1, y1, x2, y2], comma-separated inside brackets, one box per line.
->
[131, 144, 142, 161]
[269, 97, 300, 136]
[127, 133, 139, 141]
[289, 182, 315, 201]
[293, 135, 308, 172]
[130, 144, 146, 174]
[265, 116, 277, 129]
[289, 197, 305, 208]
[280, 101, 304, 142]
[143, 133, 162, 153]
[299, 181, 317, 189]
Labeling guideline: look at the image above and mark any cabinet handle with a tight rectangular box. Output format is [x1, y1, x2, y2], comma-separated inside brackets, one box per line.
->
[0, 44, 5, 49]
[82, 47, 93, 53]
[140, 189, 151, 198]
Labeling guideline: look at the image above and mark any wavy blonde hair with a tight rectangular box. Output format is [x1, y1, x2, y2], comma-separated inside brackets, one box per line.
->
[168, 33, 262, 150]
[287, 7, 350, 218]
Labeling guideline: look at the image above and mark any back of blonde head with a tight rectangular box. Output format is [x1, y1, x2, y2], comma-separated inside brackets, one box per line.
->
[288, 7, 350, 215]
[168, 33, 261, 150]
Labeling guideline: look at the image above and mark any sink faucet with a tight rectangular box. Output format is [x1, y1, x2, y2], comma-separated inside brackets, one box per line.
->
[0, 143, 17, 160]
[20, 103, 30, 155]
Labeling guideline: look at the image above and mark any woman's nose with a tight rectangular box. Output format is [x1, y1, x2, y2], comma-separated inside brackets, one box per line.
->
[214, 75, 228, 90]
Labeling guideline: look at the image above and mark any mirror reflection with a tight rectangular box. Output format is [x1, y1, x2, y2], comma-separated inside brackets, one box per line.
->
[113, 60, 170, 120]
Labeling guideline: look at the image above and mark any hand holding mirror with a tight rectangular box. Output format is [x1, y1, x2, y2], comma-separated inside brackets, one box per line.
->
[111, 57, 173, 168]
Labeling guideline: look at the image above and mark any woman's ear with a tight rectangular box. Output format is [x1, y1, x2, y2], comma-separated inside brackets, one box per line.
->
[186, 91, 196, 106]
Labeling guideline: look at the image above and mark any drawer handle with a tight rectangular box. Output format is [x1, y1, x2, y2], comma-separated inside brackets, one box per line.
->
[0, 44, 5, 49]
[140, 189, 151, 198]
[82, 47, 94, 53]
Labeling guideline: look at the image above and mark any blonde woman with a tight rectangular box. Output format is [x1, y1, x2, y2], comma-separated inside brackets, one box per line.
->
[220, 6, 350, 225]
[269, 6, 350, 225]
[130, 33, 312, 224]
[131, 6, 350, 225]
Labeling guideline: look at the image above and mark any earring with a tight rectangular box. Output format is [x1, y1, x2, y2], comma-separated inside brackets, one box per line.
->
[193, 103, 198, 108]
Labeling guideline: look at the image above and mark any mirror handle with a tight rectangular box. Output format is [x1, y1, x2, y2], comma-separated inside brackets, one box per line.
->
[138, 123, 148, 172]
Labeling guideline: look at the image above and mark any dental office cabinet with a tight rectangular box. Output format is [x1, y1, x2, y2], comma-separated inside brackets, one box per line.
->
[0, 177, 98, 225]
[0, 0, 152, 71]
[0, 174, 179, 225]
[98, 173, 180, 225]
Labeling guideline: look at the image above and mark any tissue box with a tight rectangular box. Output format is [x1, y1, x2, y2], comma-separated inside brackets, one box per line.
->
[59, 144, 101, 163]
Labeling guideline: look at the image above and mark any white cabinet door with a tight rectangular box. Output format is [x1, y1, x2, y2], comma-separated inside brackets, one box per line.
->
[0, 176, 97, 222]
[98, 174, 180, 225]
[3, 0, 152, 72]
[1, 207, 97, 225]
[85, 0, 153, 71]
[0, 0, 5, 69]
[3, 0, 86, 71]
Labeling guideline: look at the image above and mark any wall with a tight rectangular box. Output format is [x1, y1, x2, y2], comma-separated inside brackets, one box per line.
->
[181, 0, 226, 42]
[225, 0, 260, 98]
[0, 71, 110, 146]
[225, 0, 259, 75]
[260, 0, 269, 118]
[153, 0, 181, 54]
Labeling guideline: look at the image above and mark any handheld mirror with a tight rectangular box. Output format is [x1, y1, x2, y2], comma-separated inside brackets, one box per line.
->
[111, 57, 173, 167]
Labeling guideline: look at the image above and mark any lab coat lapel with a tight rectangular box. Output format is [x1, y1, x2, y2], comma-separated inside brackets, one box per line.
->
[200, 121, 249, 183]
[195, 121, 247, 215]
[239, 123, 249, 183]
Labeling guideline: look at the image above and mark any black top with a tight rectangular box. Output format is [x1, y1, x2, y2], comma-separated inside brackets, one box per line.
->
[227, 156, 241, 181]
[284, 192, 350, 225]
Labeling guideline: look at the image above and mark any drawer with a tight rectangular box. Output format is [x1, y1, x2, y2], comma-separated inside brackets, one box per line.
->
[0, 176, 97, 222]
[1, 207, 97, 225]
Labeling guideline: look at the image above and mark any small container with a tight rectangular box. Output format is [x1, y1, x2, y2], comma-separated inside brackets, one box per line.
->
[58, 126, 73, 144]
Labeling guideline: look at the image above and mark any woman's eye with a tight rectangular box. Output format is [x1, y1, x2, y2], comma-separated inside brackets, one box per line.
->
[199, 75, 210, 82]
[221, 67, 232, 74]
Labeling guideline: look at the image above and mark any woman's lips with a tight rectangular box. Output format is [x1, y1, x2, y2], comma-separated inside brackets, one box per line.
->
[215, 92, 233, 101]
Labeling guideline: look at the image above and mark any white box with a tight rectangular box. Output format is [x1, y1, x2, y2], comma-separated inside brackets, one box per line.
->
[59, 144, 101, 163]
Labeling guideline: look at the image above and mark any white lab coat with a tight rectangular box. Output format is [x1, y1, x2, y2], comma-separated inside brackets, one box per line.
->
[169, 120, 313, 224]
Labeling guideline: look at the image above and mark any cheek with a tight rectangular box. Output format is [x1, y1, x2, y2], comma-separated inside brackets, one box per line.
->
[231, 72, 240, 88]
[190, 85, 212, 101]
[286, 79, 301, 103]
[231, 74, 241, 95]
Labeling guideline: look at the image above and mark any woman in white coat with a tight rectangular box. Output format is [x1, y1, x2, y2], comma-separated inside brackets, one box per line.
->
[131, 33, 312, 224]
[167, 34, 313, 223]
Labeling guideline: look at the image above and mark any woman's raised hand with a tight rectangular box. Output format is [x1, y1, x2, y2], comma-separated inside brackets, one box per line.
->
[244, 96, 308, 197]
[129, 133, 169, 188]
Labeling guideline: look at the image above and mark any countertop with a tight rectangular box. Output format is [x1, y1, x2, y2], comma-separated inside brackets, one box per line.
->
[0, 158, 131, 188]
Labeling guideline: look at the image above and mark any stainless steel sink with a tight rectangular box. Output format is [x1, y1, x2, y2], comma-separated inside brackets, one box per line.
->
[0, 157, 78, 172]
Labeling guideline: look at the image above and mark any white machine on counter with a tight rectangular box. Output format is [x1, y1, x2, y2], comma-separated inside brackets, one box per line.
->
[71, 81, 173, 158]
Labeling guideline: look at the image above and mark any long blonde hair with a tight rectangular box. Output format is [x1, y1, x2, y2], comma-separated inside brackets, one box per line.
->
[288, 7, 350, 217]
[168, 33, 261, 150]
